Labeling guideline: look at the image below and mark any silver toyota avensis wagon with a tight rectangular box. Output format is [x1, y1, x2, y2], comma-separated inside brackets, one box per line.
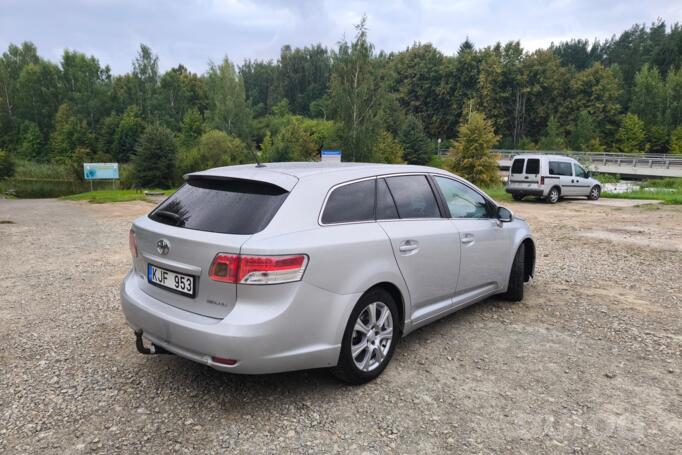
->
[121, 162, 535, 383]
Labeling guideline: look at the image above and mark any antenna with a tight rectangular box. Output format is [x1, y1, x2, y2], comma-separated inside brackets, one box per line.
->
[249, 149, 265, 168]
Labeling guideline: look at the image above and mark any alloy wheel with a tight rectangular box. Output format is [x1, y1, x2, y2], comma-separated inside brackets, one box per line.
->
[351, 302, 394, 372]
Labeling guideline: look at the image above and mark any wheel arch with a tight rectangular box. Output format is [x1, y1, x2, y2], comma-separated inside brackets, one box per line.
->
[364, 282, 406, 335]
[521, 237, 536, 282]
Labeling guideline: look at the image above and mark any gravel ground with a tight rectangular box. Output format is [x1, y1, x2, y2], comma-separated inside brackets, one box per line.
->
[0, 198, 680, 454]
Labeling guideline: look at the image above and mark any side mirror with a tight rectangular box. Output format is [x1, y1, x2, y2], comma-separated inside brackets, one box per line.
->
[586, 171, 592, 178]
[497, 206, 513, 223]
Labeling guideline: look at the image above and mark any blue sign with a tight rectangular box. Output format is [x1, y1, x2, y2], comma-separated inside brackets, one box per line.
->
[84, 163, 119, 180]
[321, 150, 341, 162]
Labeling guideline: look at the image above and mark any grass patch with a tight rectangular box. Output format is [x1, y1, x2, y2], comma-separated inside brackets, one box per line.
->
[62, 189, 175, 203]
[602, 177, 682, 204]
[481, 185, 513, 203]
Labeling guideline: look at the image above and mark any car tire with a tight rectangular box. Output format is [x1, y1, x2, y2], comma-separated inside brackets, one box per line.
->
[546, 187, 560, 204]
[512, 194, 524, 201]
[331, 288, 399, 384]
[588, 185, 601, 200]
[501, 243, 525, 302]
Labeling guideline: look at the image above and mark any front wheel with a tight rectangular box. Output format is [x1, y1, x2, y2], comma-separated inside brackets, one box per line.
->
[588, 185, 601, 200]
[331, 288, 399, 384]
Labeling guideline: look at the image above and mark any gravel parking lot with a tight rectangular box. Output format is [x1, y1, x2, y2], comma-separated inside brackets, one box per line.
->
[1, 197, 681, 454]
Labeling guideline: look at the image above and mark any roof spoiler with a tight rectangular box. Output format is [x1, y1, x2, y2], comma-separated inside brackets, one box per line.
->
[184, 167, 299, 191]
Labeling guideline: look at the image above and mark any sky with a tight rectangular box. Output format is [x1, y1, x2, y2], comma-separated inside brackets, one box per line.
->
[1, 0, 681, 75]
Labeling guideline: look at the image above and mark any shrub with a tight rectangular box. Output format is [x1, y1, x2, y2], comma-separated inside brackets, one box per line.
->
[0, 149, 16, 179]
[447, 111, 500, 187]
[131, 125, 177, 188]
[176, 130, 247, 177]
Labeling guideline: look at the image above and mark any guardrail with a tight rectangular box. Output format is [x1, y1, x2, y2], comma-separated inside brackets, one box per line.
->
[493, 150, 682, 170]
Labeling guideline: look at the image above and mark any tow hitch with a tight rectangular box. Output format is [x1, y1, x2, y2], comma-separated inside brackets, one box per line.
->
[134, 330, 172, 355]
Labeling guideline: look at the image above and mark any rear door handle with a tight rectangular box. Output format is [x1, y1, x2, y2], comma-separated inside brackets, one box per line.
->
[399, 240, 419, 253]
[461, 233, 474, 244]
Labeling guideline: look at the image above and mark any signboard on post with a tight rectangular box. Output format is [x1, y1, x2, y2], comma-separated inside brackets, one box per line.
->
[84, 163, 119, 180]
[321, 150, 341, 162]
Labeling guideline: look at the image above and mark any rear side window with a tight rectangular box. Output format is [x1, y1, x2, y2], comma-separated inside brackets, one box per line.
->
[549, 161, 573, 176]
[376, 178, 399, 220]
[150, 178, 288, 235]
[525, 158, 540, 174]
[321, 179, 375, 224]
[511, 159, 525, 174]
[385, 176, 440, 219]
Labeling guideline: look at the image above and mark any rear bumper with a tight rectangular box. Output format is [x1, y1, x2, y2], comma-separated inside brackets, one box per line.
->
[505, 187, 545, 197]
[120, 270, 359, 374]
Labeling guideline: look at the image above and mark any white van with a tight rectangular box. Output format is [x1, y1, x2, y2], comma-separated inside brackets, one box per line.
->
[505, 154, 602, 203]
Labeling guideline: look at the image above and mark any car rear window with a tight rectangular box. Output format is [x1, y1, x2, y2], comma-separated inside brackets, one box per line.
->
[511, 158, 525, 174]
[149, 178, 288, 235]
[525, 158, 540, 174]
[385, 175, 441, 219]
[321, 179, 375, 224]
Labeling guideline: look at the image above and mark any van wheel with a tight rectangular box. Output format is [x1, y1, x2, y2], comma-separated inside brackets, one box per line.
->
[331, 288, 399, 384]
[588, 185, 601, 200]
[546, 187, 560, 204]
[501, 243, 525, 302]
[512, 194, 524, 201]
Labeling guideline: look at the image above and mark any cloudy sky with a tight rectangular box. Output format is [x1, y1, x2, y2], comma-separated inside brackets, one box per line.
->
[1, 0, 680, 74]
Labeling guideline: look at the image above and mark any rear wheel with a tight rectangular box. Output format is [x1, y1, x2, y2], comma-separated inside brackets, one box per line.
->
[546, 187, 560, 204]
[331, 288, 399, 384]
[501, 243, 525, 302]
[588, 185, 601, 200]
[512, 194, 524, 201]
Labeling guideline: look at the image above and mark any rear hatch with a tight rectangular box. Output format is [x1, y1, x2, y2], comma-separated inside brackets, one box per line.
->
[508, 157, 541, 189]
[130, 176, 290, 319]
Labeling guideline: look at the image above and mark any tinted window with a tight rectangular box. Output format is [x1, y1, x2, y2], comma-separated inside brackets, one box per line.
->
[385, 176, 440, 219]
[149, 178, 288, 235]
[574, 163, 588, 178]
[435, 177, 490, 219]
[549, 161, 573, 176]
[525, 158, 540, 174]
[511, 159, 525, 174]
[322, 179, 375, 224]
[376, 178, 399, 219]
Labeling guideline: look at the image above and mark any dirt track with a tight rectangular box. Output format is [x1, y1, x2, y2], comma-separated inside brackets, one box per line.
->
[0, 197, 680, 454]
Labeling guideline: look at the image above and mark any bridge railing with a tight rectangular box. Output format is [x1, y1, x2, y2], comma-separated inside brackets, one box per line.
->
[492, 150, 682, 169]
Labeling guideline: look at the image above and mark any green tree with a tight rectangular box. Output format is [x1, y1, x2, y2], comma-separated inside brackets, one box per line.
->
[616, 113, 646, 153]
[113, 106, 145, 162]
[665, 67, 682, 131]
[178, 107, 203, 148]
[17, 120, 43, 160]
[0, 148, 15, 178]
[328, 17, 382, 162]
[278, 44, 331, 116]
[49, 103, 94, 161]
[538, 115, 566, 150]
[447, 111, 500, 187]
[269, 118, 317, 162]
[60, 49, 111, 128]
[670, 125, 682, 154]
[240, 59, 281, 117]
[131, 124, 177, 188]
[371, 130, 404, 164]
[131, 44, 159, 120]
[630, 64, 666, 128]
[569, 111, 598, 151]
[177, 129, 246, 175]
[399, 115, 430, 165]
[204, 57, 251, 141]
[155, 65, 207, 130]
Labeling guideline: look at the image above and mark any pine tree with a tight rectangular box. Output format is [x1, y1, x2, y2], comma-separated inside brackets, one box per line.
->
[616, 113, 646, 153]
[371, 130, 404, 164]
[538, 115, 566, 151]
[131, 124, 177, 188]
[447, 111, 500, 187]
[399, 115, 430, 165]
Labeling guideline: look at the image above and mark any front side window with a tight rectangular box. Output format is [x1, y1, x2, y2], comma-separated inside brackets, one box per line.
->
[574, 163, 588, 178]
[434, 176, 490, 219]
[385, 175, 441, 219]
[321, 179, 375, 224]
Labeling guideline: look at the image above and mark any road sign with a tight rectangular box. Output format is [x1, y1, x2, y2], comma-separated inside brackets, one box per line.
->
[321, 150, 341, 162]
[84, 163, 119, 180]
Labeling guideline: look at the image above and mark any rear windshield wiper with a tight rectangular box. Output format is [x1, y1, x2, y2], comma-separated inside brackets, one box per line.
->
[154, 210, 184, 226]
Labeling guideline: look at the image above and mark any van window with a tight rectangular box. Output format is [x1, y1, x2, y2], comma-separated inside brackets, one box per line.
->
[511, 159, 525, 174]
[574, 163, 588, 178]
[525, 158, 540, 174]
[385, 175, 441, 219]
[549, 161, 573, 176]
[150, 178, 288, 235]
[321, 179, 375, 224]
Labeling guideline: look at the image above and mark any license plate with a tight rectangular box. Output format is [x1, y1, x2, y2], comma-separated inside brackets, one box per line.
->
[148, 264, 195, 297]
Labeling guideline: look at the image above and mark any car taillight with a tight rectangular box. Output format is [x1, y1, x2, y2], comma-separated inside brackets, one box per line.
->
[209, 254, 308, 285]
[128, 229, 138, 258]
[540, 176, 545, 185]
